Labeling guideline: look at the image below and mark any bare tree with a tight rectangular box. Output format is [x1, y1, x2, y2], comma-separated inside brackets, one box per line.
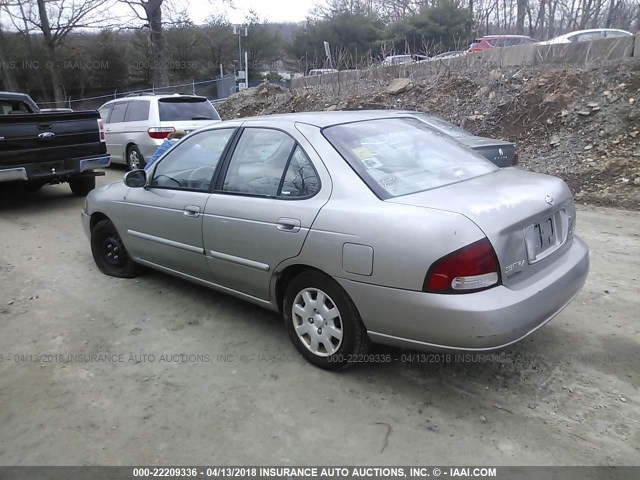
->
[0, 23, 18, 91]
[517, 0, 528, 33]
[121, 1, 232, 88]
[2, 0, 115, 102]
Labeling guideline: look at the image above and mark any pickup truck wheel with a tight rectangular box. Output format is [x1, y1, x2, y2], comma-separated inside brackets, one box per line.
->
[69, 175, 96, 197]
[91, 219, 137, 278]
[127, 146, 145, 170]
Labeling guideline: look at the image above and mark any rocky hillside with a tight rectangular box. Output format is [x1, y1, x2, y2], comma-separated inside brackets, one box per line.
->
[218, 62, 640, 210]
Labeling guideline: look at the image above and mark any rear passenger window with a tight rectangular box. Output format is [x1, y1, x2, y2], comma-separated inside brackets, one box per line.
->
[571, 32, 604, 42]
[109, 102, 128, 123]
[125, 100, 150, 122]
[98, 105, 112, 123]
[222, 129, 295, 197]
[279, 146, 320, 198]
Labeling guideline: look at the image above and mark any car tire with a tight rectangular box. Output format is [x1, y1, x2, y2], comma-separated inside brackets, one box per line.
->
[69, 175, 96, 197]
[126, 145, 145, 170]
[90, 219, 138, 278]
[283, 270, 370, 370]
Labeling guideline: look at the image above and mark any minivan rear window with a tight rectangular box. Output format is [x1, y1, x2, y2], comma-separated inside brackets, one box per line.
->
[158, 98, 220, 121]
[323, 118, 497, 198]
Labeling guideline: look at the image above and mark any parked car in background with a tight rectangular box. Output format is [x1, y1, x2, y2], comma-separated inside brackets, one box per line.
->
[309, 69, 338, 76]
[98, 93, 221, 170]
[538, 28, 632, 45]
[381, 55, 414, 66]
[468, 35, 537, 52]
[407, 112, 517, 167]
[84, 110, 588, 369]
[432, 51, 466, 60]
[0, 91, 108, 196]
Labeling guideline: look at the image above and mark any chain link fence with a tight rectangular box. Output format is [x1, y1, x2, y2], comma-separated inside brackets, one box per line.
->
[37, 75, 237, 110]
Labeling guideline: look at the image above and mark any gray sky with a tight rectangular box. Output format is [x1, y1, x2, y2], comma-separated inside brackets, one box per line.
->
[221, 0, 317, 23]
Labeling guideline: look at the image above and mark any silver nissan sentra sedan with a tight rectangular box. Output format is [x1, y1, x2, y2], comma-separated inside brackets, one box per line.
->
[82, 111, 589, 369]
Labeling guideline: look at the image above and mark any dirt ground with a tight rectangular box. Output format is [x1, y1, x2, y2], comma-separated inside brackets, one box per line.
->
[0, 169, 638, 466]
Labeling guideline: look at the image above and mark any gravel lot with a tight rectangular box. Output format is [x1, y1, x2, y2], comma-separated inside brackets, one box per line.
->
[0, 169, 638, 466]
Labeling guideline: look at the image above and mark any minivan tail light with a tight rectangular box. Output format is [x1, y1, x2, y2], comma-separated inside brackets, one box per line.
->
[423, 238, 501, 294]
[513, 149, 519, 166]
[148, 127, 175, 139]
[97, 119, 106, 142]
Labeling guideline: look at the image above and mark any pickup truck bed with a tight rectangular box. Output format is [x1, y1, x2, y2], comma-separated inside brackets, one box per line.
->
[0, 92, 110, 196]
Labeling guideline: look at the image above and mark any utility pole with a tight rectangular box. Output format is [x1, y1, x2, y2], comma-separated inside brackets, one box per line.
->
[233, 24, 248, 90]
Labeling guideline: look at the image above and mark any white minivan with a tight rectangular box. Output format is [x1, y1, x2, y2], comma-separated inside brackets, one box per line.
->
[98, 93, 221, 169]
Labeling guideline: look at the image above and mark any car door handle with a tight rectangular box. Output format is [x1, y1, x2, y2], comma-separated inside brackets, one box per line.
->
[277, 218, 301, 233]
[183, 205, 201, 218]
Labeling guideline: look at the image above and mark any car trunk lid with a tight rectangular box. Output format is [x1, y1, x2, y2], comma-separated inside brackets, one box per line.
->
[387, 168, 576, 288]
[454, 135, 516, 167]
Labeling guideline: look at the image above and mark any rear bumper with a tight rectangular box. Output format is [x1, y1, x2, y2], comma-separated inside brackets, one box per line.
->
[0, 167, 28, 182]
[80, 155, 111, 172]
[81, 211, 91, 239]
[0, 155, 110, 183]
[338, 236, 589, 351]
[139, 140, 164, 160]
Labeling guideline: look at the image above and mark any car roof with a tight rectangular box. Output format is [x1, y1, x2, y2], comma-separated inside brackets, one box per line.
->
[0, 91, 32, 99]
[103, 94, 207, 104]
[229, 110, 440, 128]
[222, 110, 478, 129]
[479, 35, 533, 39]
[555, 28, 631, 37]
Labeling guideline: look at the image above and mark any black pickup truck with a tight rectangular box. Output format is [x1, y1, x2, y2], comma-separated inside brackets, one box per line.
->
[0, 91, 110, 196]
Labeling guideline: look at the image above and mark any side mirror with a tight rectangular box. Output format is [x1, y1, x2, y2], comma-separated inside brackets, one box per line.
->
[124, 169, 147, 188]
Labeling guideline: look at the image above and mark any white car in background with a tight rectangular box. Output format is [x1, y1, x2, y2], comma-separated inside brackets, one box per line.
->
[539, 28, 632, 45]
[98, 93, 221, 170]
[381, 55, 414, 66]
[309, 69, 338, 76]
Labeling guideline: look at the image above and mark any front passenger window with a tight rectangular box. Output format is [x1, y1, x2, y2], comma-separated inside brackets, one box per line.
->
[150, 128, 234, 191]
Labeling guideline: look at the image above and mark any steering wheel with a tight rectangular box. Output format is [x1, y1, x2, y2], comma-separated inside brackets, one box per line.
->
[187, 166, 216, 189]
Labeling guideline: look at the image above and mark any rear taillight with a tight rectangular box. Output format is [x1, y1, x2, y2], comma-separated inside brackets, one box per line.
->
[97, 119, 106, 142]
[513, 150, 519, 166]
[148, 127, 175, 139]
[423, 238, 501, 294]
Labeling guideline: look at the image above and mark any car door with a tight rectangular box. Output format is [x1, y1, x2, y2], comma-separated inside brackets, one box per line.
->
[104, 101, 129, 164]
[122, 99, 151, 158]
[203, 126, 331, 300]
[119, 128, 236, 279]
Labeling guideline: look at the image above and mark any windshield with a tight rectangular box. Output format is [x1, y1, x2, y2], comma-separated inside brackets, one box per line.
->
[323, 118, 497, 198]
[158, 98, 220, 121]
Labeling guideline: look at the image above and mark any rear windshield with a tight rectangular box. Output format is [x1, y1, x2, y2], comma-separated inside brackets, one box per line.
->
[0, 100, 34, 115]
[158, 98, 220, 121]
[323, 118, 496, 198]
[411, 113, 466, 138]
